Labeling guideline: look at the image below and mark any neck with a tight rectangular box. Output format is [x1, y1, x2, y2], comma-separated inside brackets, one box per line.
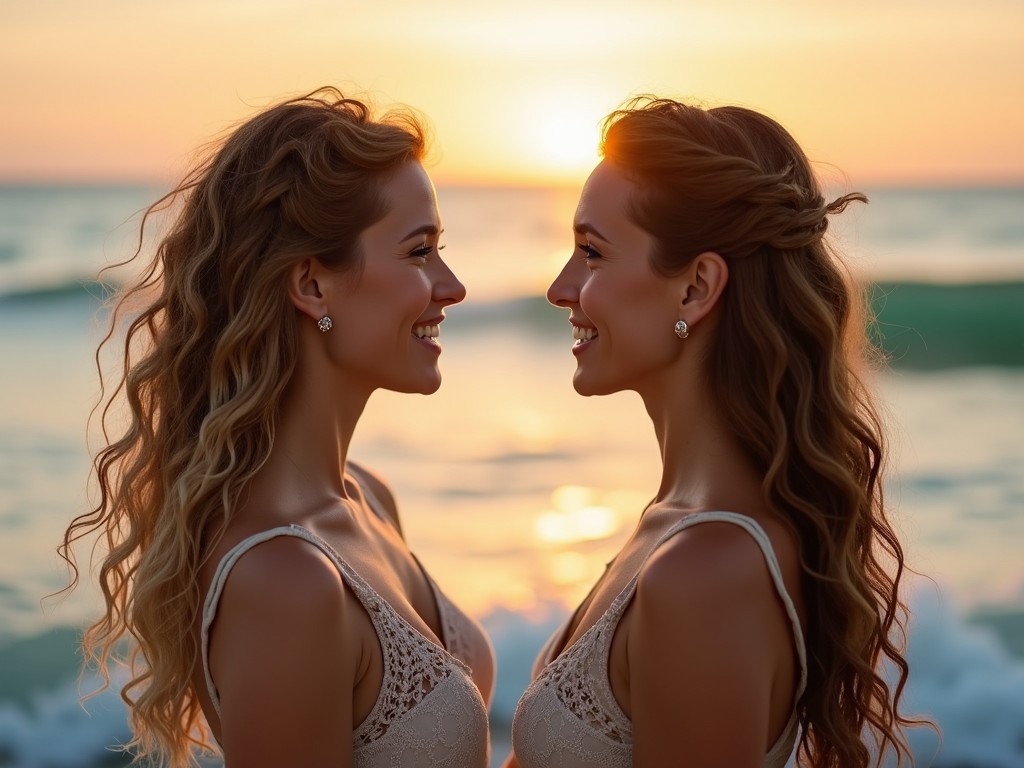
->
[254, 341, 373, 516]
[639, 369, 763, 516]
[273, 374, 369, 501]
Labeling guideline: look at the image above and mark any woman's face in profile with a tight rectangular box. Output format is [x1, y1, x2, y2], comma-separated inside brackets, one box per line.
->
[547, 161, 683, 397]
[326, 161, 466, 396]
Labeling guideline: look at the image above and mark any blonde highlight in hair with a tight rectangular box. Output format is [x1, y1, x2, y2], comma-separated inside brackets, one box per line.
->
[59, 87, 426, 766]
[601, 98, 917, 767]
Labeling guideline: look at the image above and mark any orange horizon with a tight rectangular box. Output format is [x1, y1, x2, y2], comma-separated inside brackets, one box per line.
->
[2, 169, 1023, 190]
[2, 3, 1021, 192]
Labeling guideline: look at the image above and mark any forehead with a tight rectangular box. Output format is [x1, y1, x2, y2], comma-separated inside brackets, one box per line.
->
[574, 161, 637, 230]
[371, 161, 440, 237]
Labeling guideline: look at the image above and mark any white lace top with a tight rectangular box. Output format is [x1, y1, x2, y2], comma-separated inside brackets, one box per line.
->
[202, 524, 491, 767]
[511, 512, 807, 768]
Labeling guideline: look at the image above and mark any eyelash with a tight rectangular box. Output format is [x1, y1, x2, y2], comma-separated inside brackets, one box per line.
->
[411, 243, 446, 258]
[579, 243, 602, 260]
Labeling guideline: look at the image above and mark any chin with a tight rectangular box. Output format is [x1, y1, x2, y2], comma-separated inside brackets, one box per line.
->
[383, 369, 442, 395]
[418, 378, 442, 395]
[571, 372, 616, 397]
[412, 371, 443, 395]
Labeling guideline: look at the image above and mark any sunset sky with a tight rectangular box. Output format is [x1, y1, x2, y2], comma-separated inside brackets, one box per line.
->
[2, 0, 1023, 187]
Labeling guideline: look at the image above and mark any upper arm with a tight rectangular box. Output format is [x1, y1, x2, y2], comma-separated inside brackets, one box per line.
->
[627, 524, 787, 768]
[349, 461, 404, 536]
[208, 537, 362, 767]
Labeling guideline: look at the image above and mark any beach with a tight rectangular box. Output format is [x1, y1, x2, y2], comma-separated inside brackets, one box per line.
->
[1, 184, 1023, 766]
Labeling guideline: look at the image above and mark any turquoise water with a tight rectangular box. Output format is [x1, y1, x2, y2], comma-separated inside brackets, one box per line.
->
[0, 185, 1022, 766]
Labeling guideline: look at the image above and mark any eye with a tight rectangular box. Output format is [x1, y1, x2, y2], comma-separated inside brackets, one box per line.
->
[410, 243, 446, 259]
[578, 243, 602, 260]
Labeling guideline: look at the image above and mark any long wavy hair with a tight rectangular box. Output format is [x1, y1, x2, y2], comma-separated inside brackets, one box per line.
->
[601, 98, 915, 767]
[59, 87, 426, 767]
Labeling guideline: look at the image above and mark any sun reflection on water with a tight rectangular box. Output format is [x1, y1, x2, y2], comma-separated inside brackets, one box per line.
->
[534, 485, 620, 545]
[523, 485, 635, 608]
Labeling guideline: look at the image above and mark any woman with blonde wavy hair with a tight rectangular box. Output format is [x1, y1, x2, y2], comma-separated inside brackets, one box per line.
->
[61, 88, 494, 767]
[508, 98, 916, 767]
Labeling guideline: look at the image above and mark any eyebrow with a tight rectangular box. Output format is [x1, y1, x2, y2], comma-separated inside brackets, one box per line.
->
[399, 224, 442, 242]
[573, 221, 611, 243]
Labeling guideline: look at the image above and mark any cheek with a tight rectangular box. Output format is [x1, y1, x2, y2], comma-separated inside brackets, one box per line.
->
[359, 269, 432, 326]
[578, 275, 612, 318]
[581, 273, 670, 334]
[394, 270, 433, 311]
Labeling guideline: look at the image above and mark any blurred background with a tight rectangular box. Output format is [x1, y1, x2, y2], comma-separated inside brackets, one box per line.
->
[1, 2, 1022, 766]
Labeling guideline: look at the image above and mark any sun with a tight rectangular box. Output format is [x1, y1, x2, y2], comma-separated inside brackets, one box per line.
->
[534, 109, 603, 180]
[465, 85, 619, 186]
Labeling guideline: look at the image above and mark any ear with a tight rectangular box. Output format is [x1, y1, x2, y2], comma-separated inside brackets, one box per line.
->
[287, 258, 328, 322]
[677, 251, 728, 328]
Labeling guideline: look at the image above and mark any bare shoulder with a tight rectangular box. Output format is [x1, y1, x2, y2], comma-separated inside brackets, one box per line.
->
[219, 534, 348, 619]
[348, 460, 403, 532]
[630, 518, 798, 660]
[209, 536, 364, 761]
[626, 520, 792, 764]
[637, 519, 777, 612]
[212, 534, 358, 665]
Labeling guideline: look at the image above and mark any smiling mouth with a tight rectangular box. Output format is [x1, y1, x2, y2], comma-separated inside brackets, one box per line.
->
[414, 324, 440, 341]
[572, 326, 598, 345]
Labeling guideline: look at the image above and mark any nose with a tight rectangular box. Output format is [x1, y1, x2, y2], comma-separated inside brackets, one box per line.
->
[546, 256, 580, 308]
[432, 254, 467, 307]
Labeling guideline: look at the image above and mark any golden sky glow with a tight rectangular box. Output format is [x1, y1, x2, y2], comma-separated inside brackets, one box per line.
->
[2, 0, 1023, 186]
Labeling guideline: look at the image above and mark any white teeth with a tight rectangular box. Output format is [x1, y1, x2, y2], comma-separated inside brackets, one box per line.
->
[414, 325, 440, 339]
[572, 326, 597, 342]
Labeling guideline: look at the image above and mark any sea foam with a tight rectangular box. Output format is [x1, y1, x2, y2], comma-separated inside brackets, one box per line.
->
[0, 591, 1022, 767]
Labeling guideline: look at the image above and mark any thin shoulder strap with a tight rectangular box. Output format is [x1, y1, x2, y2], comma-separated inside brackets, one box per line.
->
[200, 525, 339, 717]
[654, 512, 808, 699]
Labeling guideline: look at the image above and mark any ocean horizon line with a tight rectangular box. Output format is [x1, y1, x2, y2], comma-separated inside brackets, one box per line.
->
[2, 178, 1024, 192]
[4, 275, 1024, 303]
[3, 279, 1023, 370]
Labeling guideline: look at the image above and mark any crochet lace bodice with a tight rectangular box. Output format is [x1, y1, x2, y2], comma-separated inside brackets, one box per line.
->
[202, 525, 490, 767]
[512, 511, 807, 768]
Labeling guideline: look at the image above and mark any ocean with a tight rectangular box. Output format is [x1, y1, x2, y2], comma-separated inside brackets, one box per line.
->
[1, 184, 1023, 766]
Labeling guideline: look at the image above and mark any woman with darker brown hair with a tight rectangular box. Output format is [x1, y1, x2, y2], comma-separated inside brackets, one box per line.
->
[509, 98, 915, 767]
[61, 88, 494, 767]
